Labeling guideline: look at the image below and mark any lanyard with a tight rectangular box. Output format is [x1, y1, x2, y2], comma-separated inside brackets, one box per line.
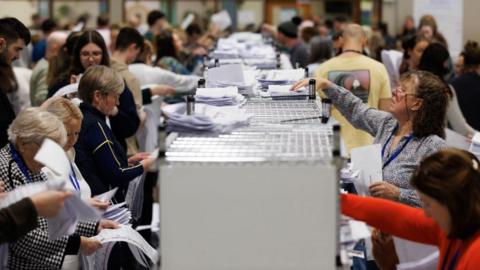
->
[441, 241, 462, 270]
[381, 126, 413, 169]
[69, 162, 80, 191]
[9, 143, 33, 183]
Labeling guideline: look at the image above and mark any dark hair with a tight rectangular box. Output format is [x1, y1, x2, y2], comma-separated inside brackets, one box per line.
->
[291, 16, 303, 26]
[411, 148, 480, 239]
[71, 30, 110, 75]
[147, 10, 165, 27]
[97, 14, 110, 27]
[0, 17, 31, 45]
[115, 27, 144, 52]
[300, 26, 319, 43]
[47, 31, 82, 88]
[41, 18, 57, 33]
[309, 37, 332, 63]
[186, 23, 203, 37]
[154, 30, 177, 63]
[402, 70, 449, 138]
[463, 40, 480, 69]
[418, 43, 450, 80]
[324, 19, 333, 29]
[334, 15, 347, 23]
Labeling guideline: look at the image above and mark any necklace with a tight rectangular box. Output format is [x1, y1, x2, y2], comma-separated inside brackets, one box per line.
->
[342, 49, 363, 54]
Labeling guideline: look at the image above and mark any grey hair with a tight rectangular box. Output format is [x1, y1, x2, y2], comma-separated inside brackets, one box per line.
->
[77, 65, 124, 104]
[8, 108, 67, 147]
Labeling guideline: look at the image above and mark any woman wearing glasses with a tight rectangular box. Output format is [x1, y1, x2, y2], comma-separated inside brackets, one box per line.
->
[293, 70, 449, 268]
[293, 70, 448, 206]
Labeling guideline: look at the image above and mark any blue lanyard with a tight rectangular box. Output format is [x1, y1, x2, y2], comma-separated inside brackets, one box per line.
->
[9, 143, 33, 183]
[381, 126, 413, 169]
[69, 162, 80, 191]
[441, 242, 461, 270]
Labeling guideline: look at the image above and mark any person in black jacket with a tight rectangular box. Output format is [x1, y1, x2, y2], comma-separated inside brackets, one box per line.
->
[0, 17, 31, 148]
[75, 65, 154, 200]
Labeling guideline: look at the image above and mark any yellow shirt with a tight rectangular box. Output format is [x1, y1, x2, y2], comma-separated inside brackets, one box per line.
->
[315, 54, 392, 154]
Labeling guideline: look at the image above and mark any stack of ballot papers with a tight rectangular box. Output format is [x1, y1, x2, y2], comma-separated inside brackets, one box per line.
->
[206, 64, 256, 95]
[258, 69, 305, 88]
[103, 202, 132, 225]
[266, 85, 308, 100]
[163, 102, 252, 134]
[83, 225, 158, 269]
[195, 87, 246, 106]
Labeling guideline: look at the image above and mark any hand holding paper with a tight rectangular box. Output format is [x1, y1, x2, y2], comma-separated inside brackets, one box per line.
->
[369, 182, 400, 201]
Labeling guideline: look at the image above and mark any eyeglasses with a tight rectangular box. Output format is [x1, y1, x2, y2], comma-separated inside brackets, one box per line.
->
[80, 50, 103, 58]
[393, 86, 418, 99]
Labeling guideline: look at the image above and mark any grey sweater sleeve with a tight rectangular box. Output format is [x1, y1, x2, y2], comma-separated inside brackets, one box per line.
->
[323, 84, 392, 136]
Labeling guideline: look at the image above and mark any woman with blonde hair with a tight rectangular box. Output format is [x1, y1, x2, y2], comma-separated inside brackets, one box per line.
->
[0, 108, 117, 269]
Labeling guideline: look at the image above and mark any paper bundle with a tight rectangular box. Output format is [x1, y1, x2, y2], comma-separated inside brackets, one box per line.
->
[195, 87, 246, 106]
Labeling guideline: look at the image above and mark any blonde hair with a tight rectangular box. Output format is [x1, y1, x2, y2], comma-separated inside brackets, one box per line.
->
[41, 97, 83, 123]
[8, 108, 67, 147]
[342, 23, 366, 42]
[77, 65, 124, 104]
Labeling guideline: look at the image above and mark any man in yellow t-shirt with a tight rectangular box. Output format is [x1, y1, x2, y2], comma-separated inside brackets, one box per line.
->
[315, 24, 392, 154]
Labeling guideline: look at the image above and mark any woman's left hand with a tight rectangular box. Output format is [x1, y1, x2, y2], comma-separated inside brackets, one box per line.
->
[369, 182, 400, 201]
[128, 152, 151, 164]
[97, 219, 119, 233]
[88, 198, 110, 211]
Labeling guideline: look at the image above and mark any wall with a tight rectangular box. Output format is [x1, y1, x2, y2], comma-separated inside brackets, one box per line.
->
[0, 1, 38, 26]
[237, 0, 264, 30]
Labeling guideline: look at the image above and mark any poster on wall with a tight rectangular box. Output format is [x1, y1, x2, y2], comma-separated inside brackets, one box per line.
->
[413, 0, 463, 58]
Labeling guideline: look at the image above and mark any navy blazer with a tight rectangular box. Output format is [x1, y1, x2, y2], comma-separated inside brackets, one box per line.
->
[75, 102, 143, 201]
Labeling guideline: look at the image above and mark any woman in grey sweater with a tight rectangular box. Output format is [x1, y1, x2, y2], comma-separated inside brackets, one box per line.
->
[293, 70, 449, 207]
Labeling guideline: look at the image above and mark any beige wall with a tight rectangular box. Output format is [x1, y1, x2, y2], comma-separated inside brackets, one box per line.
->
[237, 0, 264, 29]
[0, 1, 38, 26]
[464, 0, 480, 44]
[383, 0, 480, 51]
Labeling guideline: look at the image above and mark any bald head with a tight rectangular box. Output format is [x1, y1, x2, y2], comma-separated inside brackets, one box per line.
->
[342, 24, 366, 44]
[46, 31, 68, 59]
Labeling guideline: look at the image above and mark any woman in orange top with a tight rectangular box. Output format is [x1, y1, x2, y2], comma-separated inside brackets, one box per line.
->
[342, 148, 480, 269]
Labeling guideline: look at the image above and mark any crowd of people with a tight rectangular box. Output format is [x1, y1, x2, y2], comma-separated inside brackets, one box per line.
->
[1, 8, 480, 270]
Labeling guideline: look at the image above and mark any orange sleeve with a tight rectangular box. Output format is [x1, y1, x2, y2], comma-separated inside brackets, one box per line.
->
[341, 194, 442, 246]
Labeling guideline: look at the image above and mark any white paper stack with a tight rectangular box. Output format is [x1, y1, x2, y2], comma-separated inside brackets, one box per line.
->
[103, 202, 131, 225]
[258, 69, 305, 88]
[195, 87, 246, 106]
[267, 85, 308, 100]
[206, 64, 256, 95]
[162, 103, 251, 134]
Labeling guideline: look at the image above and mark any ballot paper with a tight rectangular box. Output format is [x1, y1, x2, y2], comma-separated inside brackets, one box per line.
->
[91, 225, 159, 267]
[47, 194, 101, 240]
[469, 132, 480, 154]
[93, 187, 118, 202]
[34, 138, 71, 179]
[207, 64, 245, 86]
[211, 10, 232, 31]
[258, 69, 305, 87]
[268, 85, 308, 100]
[125, 175, 145, 222]
[195, 87, 246, 106]
[350, 144, 383, 196]
[396, 250, 439, 270]
[394, 237, 438, 269]
[181, 13, 194, 30]
[103, 202, 131, 225]
[53, 83, 78, 98]
[340, 219, 371, 244]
